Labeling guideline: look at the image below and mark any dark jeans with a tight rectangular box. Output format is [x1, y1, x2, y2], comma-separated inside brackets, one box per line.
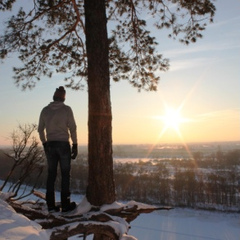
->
[45, 141, 71, 207]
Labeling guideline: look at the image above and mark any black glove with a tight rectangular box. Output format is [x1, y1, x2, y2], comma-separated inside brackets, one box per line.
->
[71, 144, 78, 159]
[43, 142, 48, 154]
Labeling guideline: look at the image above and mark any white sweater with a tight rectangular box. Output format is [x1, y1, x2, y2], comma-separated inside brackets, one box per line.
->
[38, 101, 77, 144]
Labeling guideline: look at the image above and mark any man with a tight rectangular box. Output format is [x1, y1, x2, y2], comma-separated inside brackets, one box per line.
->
[38, 86, 78, 212]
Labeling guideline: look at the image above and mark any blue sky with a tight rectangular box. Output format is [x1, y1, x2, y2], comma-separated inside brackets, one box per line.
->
[0, 0, 239, 146]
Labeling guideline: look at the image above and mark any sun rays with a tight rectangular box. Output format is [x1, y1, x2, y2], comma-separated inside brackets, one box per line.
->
[153, 104, 191, 141]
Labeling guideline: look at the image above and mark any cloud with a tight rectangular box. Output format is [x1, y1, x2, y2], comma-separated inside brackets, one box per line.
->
[161, 38, 240, 72]
[211, 15, 240, 29]
[193, 108, 240, 123]
[163, 42, 240, 59]
[168, 57, 216, 72]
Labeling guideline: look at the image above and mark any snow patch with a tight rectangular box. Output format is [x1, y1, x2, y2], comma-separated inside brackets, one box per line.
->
[75, 196, 92, 215]
[100, 201, 124, 212]
[0, 191, 15, 201]
[0, 198, 49, 240]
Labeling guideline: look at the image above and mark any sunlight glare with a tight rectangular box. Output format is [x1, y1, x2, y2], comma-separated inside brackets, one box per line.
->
[163, 108, 182, 130]
[154, 105, 191, 141]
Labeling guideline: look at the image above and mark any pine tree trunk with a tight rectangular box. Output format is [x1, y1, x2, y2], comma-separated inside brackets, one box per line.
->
[84, 0, 116, 206]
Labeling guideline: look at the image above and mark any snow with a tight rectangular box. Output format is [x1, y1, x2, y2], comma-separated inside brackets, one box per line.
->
[129, 209, 240, 240]
[100, 200, 156, 212]
[75, 196, 92, 214]
[100, 201, 124, 212]
[0, 192, 240, 240]
[0, 199, 49, 240]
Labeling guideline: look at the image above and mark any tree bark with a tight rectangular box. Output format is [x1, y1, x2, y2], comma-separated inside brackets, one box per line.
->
[84, 0, 116, 206]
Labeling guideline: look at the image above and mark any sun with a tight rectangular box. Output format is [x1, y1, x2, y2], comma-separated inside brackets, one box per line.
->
[148, 103, 194, 158]
[154, 106, 190, 139]
[162, 108, 183, 130]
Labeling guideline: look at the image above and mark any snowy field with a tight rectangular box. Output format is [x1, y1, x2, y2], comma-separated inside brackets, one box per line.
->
[0, 191, 239, 240]
[128, 208, 240, 240]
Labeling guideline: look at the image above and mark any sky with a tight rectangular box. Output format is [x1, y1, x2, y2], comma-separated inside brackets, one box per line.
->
[0, 0, 239, 146]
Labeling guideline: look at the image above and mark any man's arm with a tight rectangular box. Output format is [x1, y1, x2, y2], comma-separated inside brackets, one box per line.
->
[68, 107, 78, 144]
[38, 110, 47, 143]
[68, 107, 78, 159]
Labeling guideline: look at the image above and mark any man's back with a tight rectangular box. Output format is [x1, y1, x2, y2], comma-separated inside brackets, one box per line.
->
[38, 101, 77, 144]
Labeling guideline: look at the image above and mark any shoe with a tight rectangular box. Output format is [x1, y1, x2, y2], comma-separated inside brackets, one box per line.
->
[62, 202, 76, 212]
[61, 192, 76, 212]
[48, 205, 60, 213]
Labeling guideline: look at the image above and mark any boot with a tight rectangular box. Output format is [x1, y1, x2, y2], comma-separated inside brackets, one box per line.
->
[61, 192, 76, 212]
[46, 191, 60, 212]
[48, 205, 60, 213]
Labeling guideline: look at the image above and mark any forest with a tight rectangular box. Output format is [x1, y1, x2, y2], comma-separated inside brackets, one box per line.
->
[1, 146, 239, 212]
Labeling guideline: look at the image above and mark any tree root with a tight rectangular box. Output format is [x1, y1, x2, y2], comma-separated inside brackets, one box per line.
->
[9, 199, 172, 240]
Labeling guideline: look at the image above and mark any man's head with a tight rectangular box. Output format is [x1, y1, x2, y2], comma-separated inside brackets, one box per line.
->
[53, 86, 66, 102]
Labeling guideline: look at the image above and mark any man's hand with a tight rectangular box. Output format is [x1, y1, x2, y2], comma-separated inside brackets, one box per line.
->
[43, 142, 48, 154]
[71, 144, 78, 159]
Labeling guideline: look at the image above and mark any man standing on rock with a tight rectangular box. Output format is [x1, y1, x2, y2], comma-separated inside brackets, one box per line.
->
[38, 86, 78, 212]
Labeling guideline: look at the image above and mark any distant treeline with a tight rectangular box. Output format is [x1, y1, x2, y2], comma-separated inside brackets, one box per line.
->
[0, 149, 240, 211]
[114, 150, 240, 211]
